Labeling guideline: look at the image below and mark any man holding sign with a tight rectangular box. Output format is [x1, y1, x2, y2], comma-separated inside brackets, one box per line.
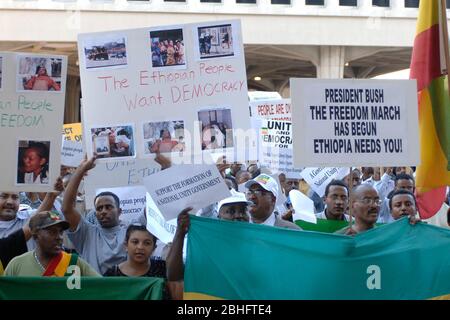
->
[62, 156, 146, 274]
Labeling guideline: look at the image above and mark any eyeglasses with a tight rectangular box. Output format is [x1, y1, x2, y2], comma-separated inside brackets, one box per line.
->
[246, 189, 269, 197]
[355, 198, 382, 206]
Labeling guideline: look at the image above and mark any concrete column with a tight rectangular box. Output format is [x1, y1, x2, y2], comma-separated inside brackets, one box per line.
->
[316, 45, 345, 79]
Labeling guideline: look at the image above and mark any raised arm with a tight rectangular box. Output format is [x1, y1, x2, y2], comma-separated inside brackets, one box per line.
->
[36, 176, 64, 213]
[62, 156, 97, 231]
[166, 207, 191, 281]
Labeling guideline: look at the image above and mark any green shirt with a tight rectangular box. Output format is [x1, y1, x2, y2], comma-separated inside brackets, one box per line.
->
[4, 251, 100, 277]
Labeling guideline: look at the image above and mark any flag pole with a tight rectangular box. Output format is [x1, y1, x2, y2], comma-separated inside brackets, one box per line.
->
[348, 167, 352, 228]
[440, 0, 450, 90]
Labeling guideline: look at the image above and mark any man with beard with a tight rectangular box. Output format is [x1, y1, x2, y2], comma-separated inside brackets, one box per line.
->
[335, 184, 381, 235]
[4, 211, 98, 276]
[0, 178, 63, 249]
[62, 156, 147, 274]
[244, 174, 301, 230]
[316, 180, 349, 221]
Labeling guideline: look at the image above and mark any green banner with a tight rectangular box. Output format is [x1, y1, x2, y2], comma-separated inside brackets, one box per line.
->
[0, 277, 165, 300]
[185, 216, 450, 299]
[295, 219, 384, 233]
[295, 218, 348, 233]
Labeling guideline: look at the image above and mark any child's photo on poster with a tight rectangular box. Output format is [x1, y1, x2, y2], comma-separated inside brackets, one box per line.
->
[16, 140, 50, 185]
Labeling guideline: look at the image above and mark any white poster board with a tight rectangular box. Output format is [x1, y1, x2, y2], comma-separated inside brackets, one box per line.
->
[258, 119, 302, 176]
[290, 79, 420, 167]
[143, 164, 230, 221]
[78, 20, 250, 164]
[250, 99, 291, 121]
[290, 190, 317, 224]
[61, 122, 84, 167]
[95, 185, 146, 225]
[146, 193, 178, 244]
[300, 167, 350, 198]
[84, 158, 161, 210]
[0, 52, 67, 192]
[61, 139, 84, 168]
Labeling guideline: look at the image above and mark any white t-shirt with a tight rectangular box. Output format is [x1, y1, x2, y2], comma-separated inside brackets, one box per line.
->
[251, 211, 276, 227]
[23, 172, 48, 184]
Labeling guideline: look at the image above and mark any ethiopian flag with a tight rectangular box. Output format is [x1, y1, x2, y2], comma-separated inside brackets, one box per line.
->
[0, 277, 165, 300]
[184, 216, 450, 299]
[410, 0, 450, 218]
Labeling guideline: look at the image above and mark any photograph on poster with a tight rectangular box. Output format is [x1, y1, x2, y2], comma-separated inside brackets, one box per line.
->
[16, 140, 50, 185]
[90, 125, 135, 159]
[198, 108, 234, 150]
[17, 56, 62, 92]
[83, 36, 127, 69]
[150, 28, 186, 68]
[143, 120, 185, 154]
[197, 24, 234, 59]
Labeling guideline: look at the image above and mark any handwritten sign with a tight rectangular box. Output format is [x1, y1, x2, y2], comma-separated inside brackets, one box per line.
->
[78, 20, 250, 163]
[143, 164, 230, 221]
[84, 158, 161, 210]
[290, 79, 420, 167]
[0, 52, 67, 192]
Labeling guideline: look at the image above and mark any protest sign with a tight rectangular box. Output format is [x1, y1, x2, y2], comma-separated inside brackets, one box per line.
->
[61, 122, 84, 167]
[143, 164, 230, 221]
[84, 158, 161, 209]
[290, 190, 316, 224]
[62, 123, 82, 142]
[78, 20, 250, 163]
[146, 193, 178, 244]
[95, 185, 146, 225]
[250, 99, 291, 121]
[257, 119, 302, 176]
[300, 167, 350, 197]
[0, 52, 67, 192]
[291, 79, 420, 167]
[61, 139, 84, 168]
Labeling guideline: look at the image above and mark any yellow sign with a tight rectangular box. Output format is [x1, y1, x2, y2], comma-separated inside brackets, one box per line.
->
[62, 123, 82, 142]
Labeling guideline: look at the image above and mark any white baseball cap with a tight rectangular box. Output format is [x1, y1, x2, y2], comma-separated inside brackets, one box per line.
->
[244, 173, 279, 199]
[218, 191, 252, 212]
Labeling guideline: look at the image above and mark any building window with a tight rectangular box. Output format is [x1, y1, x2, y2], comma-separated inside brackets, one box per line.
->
[339, 0, 357, 6]
[201, 0, 222, 2]
[236, 0, 256, 3]
[306, 0, 324, 4]
[373, 0, 389, 7]
[404, 0, 419, 8]
[271, 0, 290, 4]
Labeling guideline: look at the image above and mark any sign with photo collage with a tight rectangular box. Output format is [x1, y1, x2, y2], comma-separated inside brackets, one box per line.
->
[0, 52, 67, 192]
[78, 20, 250, 164]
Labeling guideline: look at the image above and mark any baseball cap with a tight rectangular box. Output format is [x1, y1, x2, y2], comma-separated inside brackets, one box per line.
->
[245, 174, 279, 198]
[29, 211, 70, 233]
[218, 191, 252, 212]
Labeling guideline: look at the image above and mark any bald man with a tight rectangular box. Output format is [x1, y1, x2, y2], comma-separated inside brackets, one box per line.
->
[335, 184, 381, 235]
